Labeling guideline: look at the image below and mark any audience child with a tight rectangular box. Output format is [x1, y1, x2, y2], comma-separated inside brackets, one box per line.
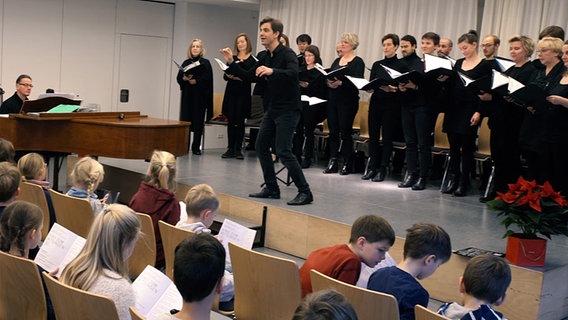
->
[0, 161, 21, 217]
[299, 215, 396, 297]
[17, 152, 56, 228]
[60, 204, 141, 320]
[156, 233, 226, 320]
[0, 200, 55, 320]
[0, 138, 15, 163]
[438, 255, 511, 320]
[66, 156, 106, 214]
[367, 223, 452, 320]
[292, 289, 359, 320]
[129, 150, 180, 270]
[176, 184, 234, 307]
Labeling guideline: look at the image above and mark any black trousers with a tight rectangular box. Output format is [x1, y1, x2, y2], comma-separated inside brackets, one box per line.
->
[401, 105, 433, 177]
[327, 95, 359, 163]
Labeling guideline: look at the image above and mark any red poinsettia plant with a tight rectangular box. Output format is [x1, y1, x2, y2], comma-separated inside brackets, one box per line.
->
[487, 177, 568, 239]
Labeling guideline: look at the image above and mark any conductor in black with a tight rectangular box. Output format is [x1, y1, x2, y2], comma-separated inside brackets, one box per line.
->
[221, 17, 313, 205]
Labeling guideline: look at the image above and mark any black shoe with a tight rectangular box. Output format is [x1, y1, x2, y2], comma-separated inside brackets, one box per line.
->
[339, 163, 350, 175]
[441, 173, 459, 194]
[361, 169, 377, 180]
[221, 149, 235, 158]
[371, 167, 386, 182]
[287, 190, 313, 205]
[411, 177, 427, 190]
[479, 191, 497, 203]
[323, 158, 338, 174]
[453, 179, 470, 197]
[192, 150, 202, 155]
[398, 172, 419, 188]
[301, 158, 312, 169]
[249, 188, 280, 199]
[235, 151, 244, 160]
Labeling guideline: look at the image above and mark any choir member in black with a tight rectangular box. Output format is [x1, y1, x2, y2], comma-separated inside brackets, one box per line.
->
[362, 34, 404, 182]
[221, 33, 256, 160]
[477, 36, 536, 201]
[481, 35, 500, 60]
[295, 45, 326, 168]
[396, 33, 439, 190]
[0, 74, 33, 114]
[221, 17, 313, 206]
[437, 38, 453, 58]
[177, 39, 213, 155]
[521, 37, 566, 186]
[296, 34, 312, 67]
[543, 40, 568, 195]
[441, 31, 492, 197]
[323, 33, 365, 175]
[280, 33, 290, 47]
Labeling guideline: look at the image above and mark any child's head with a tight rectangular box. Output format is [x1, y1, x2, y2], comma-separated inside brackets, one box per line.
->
[146, 150, 176, 191]
[0, 201, 43, 257]
[60, 204, 141, 290]
[173, 233, 225, 303]
[293, 289, 359, 320]
[348, 215, 395, 268]
[184, 184, 220, 227]
[0, 139, 15, 163]
[0, 162, 21, 203]
[17, 153, 47, 181]
[69, 157, 104, 196]
[403, 223, 452, 279]
[461, 255, 511, 305]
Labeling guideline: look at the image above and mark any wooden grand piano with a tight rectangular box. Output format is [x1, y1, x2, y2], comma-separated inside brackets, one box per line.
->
[0, 111, 190, 159]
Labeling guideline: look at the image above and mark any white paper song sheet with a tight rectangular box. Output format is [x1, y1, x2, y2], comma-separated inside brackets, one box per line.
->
[34, 223, 86, 278]
[132, 265, 183, 319]
[217, 218, 257, 262]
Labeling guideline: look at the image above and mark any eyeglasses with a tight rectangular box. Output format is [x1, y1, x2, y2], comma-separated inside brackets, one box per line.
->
[481, 44, 494, 48]
[536, 48, 551, 54]
[18, 83, 33, 88]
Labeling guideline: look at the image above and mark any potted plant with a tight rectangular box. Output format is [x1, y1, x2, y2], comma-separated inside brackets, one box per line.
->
[487, 177, 568, 267]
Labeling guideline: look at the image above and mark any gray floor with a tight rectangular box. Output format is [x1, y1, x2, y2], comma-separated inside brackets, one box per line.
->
[98, 147, 568, 271]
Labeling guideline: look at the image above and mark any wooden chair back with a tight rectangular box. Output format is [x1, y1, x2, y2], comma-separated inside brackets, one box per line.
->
[18, 181, 51, 239]
[42, 272, 120, 320]
[213, 92, 224, 118]
[356, 101, 370, 139]
[229, 242, 301, 320]
[127, 212, 157, 279]
[129, 306, 145, 320]
[477, 117, 491, 157]
[48, 189, 94, 238]
[415, 304, 450, 320]
[0, 251, 47, 320]
[433, 113, 450, 151]
[310, 269, 399, 320]
[158, 220, 195, 279]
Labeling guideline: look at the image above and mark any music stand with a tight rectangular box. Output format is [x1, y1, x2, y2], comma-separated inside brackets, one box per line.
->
[261, 165, 292, 187]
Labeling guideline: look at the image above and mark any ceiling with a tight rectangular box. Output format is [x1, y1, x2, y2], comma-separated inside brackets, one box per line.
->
[171, 0, 260, 10]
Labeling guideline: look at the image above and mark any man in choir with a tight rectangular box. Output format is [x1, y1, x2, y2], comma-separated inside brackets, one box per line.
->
[0, 74, 33, 114]
[221, 17, 313, 206]
[437, 38, 453, 58]
[481, 35, 500, 60]
[296, 33, 312, 66]
[538, 25, 565, 40]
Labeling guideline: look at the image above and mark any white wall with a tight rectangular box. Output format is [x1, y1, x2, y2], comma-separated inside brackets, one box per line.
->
[0, 0, 260, 120]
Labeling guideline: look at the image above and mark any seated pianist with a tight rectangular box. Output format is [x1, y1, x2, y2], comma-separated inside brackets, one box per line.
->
[0, 74, 33, 114]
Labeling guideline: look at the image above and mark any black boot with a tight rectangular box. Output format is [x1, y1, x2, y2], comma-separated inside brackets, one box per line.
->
[441, 173, 459, 194]
[372, 167, 387, 182]
[323, 158, 338, 174]
[398, 172, 419, 188]
[453, 178, 470, 197]
[412, 177, 427, 190]
[361, 169, 377, 180]
[339, 162, 350, 175]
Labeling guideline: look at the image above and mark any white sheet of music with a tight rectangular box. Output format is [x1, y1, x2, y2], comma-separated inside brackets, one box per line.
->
[34, 223, 86, 277]
[491, 70, 510, 90]
[217, 218, 256, 262]
[132, 265, 183, 318]
[424, 53, 453, 72]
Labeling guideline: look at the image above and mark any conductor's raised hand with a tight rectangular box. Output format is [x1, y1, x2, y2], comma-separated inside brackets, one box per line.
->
[220, 48, 234, 64]
[256, 65, 273, 77]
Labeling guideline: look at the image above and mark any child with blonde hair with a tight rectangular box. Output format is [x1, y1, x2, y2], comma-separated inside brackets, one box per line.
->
[60, 204, 141, 320]
[66, 156, 105, 214]
[129, 150, 180, 270]
[18, 152, 56, 227]
[176, 184, 234, 309]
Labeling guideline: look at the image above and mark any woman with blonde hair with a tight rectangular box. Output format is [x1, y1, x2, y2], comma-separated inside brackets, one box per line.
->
[17, 152, 56, 227]
[66, 156, 105, 214]
[129, 150, 180, 270]
[177, 38, 214, 155]
[60, 204, 141, 320]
